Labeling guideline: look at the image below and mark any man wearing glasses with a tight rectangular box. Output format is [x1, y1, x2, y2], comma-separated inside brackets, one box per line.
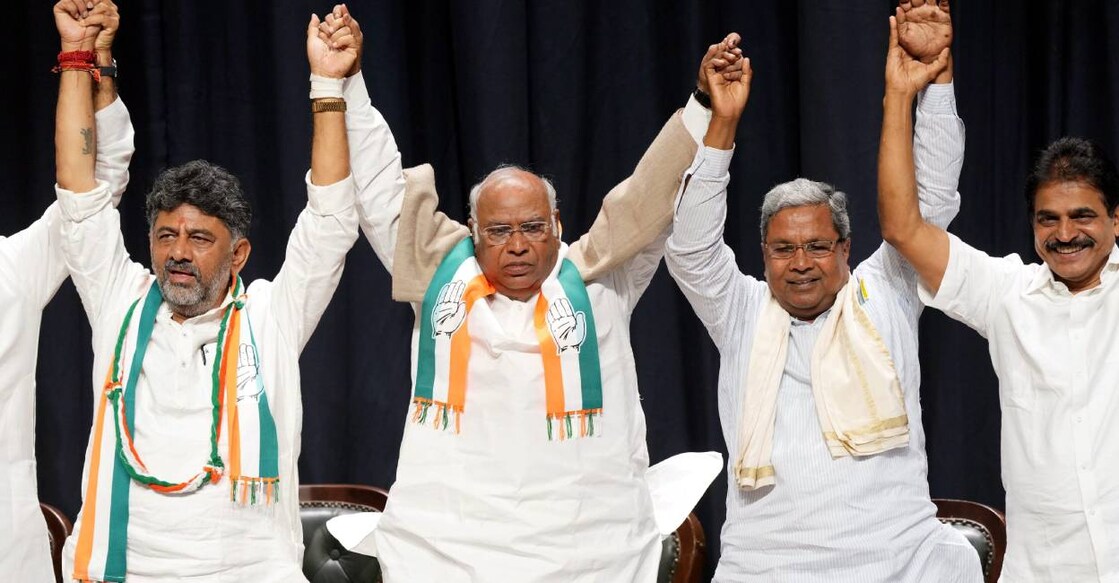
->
[664, 2, 982, 581]
[316, 5, 745, 580]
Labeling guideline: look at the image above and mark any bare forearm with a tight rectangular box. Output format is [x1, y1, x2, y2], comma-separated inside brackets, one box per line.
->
[878, 90, 923, 245]
[56, 69, 97, 192]
[703, 115, 739, 149]
[311, 108, 350, 185]
[93, 49, 116, 111]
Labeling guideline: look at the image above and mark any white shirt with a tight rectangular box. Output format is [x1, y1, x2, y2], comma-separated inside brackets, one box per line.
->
[665, 84, 982, 582]
[341, 72, 708, 583]
[0, 98, 133, 582]
[922, 235, 1119, 582]
[56, 168, 357, 582]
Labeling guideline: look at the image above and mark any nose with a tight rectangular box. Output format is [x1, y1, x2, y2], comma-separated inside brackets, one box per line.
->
[168, 235, 193, 262]
[1055, 218, 1078, 242]
[789, 248, 813, 272]
[504, 231, 530, 255]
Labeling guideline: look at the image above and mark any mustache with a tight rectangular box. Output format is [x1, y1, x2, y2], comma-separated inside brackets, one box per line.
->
[1045, 237, 1095, 253]
[163, 259, 201, 281]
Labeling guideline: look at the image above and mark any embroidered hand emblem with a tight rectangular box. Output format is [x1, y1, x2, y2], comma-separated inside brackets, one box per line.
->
[546, 297, 587, 353]
[432, 280, 467, 337]
[236, 343, 264, 401]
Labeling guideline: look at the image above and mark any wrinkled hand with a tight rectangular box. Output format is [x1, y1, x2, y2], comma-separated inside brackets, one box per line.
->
[92, 0, 119, 55]
[432, 281, 467, 337]
[318, 4, 364, 77]
[697, 33, 746, 96]
[897, 0, 952, 64]
[885, 15, 949, 96]
[704, 38, 751, 120]
[307, 12, 358, 79]
[54, 0, 100, 51]
[547, 298, 586, 353]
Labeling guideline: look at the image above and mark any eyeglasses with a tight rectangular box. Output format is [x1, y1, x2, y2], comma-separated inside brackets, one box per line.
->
[763, 239, 843, 259]
[480, 221, 551, 245]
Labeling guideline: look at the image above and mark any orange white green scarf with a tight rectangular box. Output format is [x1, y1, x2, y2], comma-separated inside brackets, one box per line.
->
[72, 278, 279, 583]
[414, 238, 603, 440]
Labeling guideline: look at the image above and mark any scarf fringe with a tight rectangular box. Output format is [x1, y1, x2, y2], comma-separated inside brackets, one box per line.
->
[546, 409, 602, 441]
[410, 397, 463, 434]
[229, 476, 280, 506]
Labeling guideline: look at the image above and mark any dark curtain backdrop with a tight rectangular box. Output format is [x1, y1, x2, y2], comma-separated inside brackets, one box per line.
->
[7, 0, 1119, 578]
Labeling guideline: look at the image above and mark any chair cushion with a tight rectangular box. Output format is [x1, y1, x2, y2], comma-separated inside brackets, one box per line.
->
[657, 532, 680, 583]
[300, 504, 383, 583]
[941, 518, 993, 577]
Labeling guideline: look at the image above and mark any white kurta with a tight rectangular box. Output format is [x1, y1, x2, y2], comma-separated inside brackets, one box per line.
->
[0, 98, 133, 581]
[922, 235, 1119, 582]
[56, 170, 357, 582]
[665, 84, 983, 582]
[341, 72, 705, 582]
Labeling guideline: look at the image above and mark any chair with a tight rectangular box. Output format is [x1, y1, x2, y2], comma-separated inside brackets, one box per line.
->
[657, 512, 706, 583]
[299, 484, 388, 583]
[934, 498, 1006, 583]
[299, 484, 705, 583]
[40, 502, 73, 583]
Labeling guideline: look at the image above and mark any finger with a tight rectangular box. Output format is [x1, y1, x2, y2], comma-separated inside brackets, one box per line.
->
[454, 280, 465, 301]
[888, 15, 899, 50]
[939, 0, 950, 13]
[61, 0, 83, 19]
[724, 32, 741, 50]
[308, 13, 321, 38]
[929, 47, 950, 78]
[911, 0, 926, 7]
[700, 43, 720, 65]
[896, 4, 907, 26]
[333, 33, 356, 50]
[330, 25, 352, 44]
[344, 12, 362, 38]
[80, 13, 110, 27]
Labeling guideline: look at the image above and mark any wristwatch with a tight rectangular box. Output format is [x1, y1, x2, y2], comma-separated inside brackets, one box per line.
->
[99, 58, 118, 80]
[692, 87, 711, 109]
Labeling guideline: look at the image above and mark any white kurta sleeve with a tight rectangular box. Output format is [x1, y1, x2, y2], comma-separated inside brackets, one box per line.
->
[269, 173, 359, 352]
[918, 234, 1027, 339]
[95, 96, 136, 207]
[665, 146, 764, 348]
[56, 181, 152, 328]
[344, 71, 406, 272]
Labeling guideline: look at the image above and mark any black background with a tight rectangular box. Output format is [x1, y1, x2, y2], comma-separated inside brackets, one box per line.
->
[8, 1, 1118, 578]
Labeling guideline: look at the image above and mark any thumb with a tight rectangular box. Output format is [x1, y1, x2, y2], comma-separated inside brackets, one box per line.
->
[308, 13, 320, 36]
[888, 15, 900, 51]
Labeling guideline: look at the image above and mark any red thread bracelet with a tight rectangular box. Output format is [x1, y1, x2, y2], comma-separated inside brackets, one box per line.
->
[53, 50, 101, 82]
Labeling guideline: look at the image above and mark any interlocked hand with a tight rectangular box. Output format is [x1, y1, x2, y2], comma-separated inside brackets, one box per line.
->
[547, 298, 586, 353]
[432, 281, 467, 337]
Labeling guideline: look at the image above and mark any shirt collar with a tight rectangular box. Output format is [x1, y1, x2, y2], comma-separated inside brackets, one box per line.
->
[1025, 244, 1119, 296]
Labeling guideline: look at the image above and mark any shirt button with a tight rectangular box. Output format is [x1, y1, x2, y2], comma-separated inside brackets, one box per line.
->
[1076, 415, 1083, 424]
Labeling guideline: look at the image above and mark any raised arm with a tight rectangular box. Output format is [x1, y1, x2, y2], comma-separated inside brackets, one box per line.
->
[664, 41, 756, 346]
[54, 0, 99, 194]
[572, 34, 744, 302]
[266, 12, 360, 351]
[877, 10, 953, 294]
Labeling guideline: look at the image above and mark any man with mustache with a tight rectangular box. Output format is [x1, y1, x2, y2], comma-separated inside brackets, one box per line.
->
[879, 4, 1119, 582]
[665, 1, 982, 580]
[318, 6, 742, 581]
[53, 4, 359, 581]
[1, 1, 133, 579]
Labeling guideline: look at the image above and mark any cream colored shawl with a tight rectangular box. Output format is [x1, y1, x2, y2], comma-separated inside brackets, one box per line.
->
[734, 277, 909, 489]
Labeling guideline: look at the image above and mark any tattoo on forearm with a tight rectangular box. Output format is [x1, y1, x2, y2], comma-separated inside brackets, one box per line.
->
[81, 128, 93, 155]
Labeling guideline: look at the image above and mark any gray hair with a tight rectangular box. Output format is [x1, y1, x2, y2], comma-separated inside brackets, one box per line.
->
[468, 164, 558, 224]
[759, 178, 851, 241]
[146, 160, 252, 240]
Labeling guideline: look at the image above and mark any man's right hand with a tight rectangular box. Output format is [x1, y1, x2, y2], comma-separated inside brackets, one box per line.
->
[896, 0, 952, 65]
[697, 33, 745, 98]
[55, 0, 100, 52]
[319, 4, 364, 78]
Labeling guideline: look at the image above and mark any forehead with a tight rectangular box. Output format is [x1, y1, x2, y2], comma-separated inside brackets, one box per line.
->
[153, 204, 230, 234]
[766, 204, 838, 241]
[475, 173, 551, 224]
[1035, 181, 1109, 214]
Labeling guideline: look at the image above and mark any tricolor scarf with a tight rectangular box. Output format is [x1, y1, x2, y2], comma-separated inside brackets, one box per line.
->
[413, 238, 603, 440]
[72, 278, 279, 583]
[734, 277, 909, 490]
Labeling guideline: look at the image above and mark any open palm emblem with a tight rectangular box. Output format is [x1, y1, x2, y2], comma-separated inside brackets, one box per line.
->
[432, 281, 467, 338]
[546, 298, 587, 354]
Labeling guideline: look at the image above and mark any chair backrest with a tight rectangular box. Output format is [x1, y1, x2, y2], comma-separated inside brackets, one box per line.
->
[40, 502, 73, 583]
[657, 512, 706, 583]
[933, 498, 1006, 583]
[299, 484, 389, 583]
